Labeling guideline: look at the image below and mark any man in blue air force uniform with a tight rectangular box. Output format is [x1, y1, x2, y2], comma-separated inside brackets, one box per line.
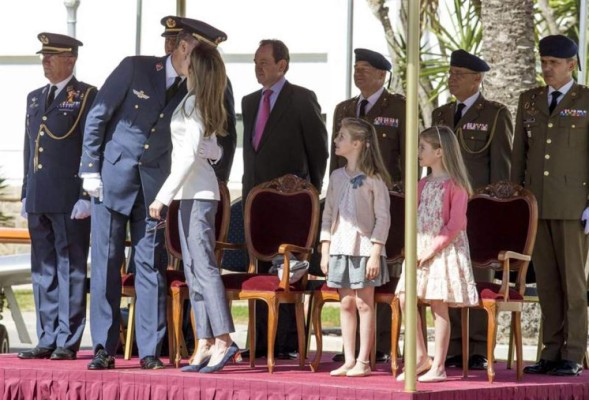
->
[160, 16, 237, 183]
[80, 18, 225, 370]
[18, 33, 96, 361]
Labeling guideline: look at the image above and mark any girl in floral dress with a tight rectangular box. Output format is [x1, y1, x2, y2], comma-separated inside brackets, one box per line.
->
[396, 126, 478, 383]
[320, 117, 392, 377]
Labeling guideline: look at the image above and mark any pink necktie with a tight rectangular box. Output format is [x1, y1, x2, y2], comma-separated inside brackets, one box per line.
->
[253, 89, 272, 150]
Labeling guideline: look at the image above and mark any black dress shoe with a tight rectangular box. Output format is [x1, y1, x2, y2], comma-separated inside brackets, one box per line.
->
[18, 347, 55, 359]
[140, 356, 165, 370]
[523, 359, 558, 375]
[276, 350, 299, 360]
[444, 354, 463, 368]
[50, 347, 77, 360]
[88, 349, 115, 370]
[547, 359, 582, 376]
[468, 354, 488, 370]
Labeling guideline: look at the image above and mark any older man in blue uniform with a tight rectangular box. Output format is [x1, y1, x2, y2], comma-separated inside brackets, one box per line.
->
[80, 18, 226, 370]
[18, 33, 96, 361]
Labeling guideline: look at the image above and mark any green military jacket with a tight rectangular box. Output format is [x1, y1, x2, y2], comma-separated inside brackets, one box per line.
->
[511, 83, 589, 220]
[432, 93, 513, 190]
[330, 90, 406, 182]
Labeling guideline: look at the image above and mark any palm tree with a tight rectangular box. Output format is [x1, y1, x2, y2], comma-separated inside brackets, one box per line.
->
[481, 0, 536, 118]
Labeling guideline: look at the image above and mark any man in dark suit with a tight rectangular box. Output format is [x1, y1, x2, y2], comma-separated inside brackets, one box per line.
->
[80, 18, 227, 370]
[513, 35, 589, 377]
[330, 48, 405, 363]
[18, 33, 96, 362]
[242, 39, 328, 358]
[160, 15, 236, 183]
[432, 49, 513, 370]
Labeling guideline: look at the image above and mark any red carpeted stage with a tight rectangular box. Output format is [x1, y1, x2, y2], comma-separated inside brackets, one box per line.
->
[1, 351, 588, 400]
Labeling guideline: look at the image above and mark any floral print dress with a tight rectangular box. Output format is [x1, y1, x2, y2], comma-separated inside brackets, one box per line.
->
[397, 177, 478, 306]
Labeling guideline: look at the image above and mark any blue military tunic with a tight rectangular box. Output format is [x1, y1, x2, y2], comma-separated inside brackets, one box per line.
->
[22, 77, 96, 351]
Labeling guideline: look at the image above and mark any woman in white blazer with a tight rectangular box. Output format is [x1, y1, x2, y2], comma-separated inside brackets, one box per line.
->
[149, 43, 238, 373]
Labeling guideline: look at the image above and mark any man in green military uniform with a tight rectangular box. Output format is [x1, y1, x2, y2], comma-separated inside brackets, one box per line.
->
[330, 48, 405, 362]
[512, 35, 588, 377]
[432, 49, 513, 370]
[330, 48, 406, 182]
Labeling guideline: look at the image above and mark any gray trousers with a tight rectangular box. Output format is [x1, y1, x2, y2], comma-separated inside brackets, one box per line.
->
[178, 199, 234, 339]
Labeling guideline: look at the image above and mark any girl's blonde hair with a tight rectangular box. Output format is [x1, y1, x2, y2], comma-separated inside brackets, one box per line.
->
[341, 117, 392, 188]
[185, 43, 227, 138]
[420, 125, 473, 195]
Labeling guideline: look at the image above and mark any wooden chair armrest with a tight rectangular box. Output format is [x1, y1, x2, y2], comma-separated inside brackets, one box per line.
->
[0, 228, 31, 244]
[498, 251, 531, 262]
[216, 241, 246, 251]
[278, 244, 313, 255]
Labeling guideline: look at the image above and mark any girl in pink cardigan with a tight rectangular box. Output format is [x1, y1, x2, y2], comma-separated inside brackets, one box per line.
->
[320, 118, 392, 377]
[396, 126, 478, 383]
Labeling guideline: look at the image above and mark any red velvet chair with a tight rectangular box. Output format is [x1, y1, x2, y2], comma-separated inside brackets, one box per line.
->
[464, 181, 538, 382]
[310, 184, 404, 373]
[220, 174, 320, 373]
[390, 181, 538, 382]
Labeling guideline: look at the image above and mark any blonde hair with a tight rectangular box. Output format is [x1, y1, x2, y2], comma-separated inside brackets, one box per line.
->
[340, 117, 392, 188]
[420, 125, 472, 195]
[185, 44, 227, 138]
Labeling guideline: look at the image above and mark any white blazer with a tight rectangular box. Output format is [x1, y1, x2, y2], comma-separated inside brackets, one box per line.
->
[156, 94, 220, 205]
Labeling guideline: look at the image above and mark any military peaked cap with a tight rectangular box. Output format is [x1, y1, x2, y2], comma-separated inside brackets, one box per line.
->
[179, 17, 227, 47]
[36, 32, 82, 56]
[160, 16, 183, 37]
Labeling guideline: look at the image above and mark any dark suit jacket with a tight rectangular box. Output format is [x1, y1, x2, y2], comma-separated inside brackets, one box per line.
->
[23, 77, 97, 213]
[241, 80, 328, 200]
[330, 90, 406, 181]
[432, 93, 513, 189]
[214, 78, 237, 182]
[511, 83, 589, 219]
[80, 56, 187, 215]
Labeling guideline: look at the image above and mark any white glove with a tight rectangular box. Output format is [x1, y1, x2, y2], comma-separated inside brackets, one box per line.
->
[82, 176, 103, 199]
[70, 199, 91, 220]
[20, 198, 27, 219]
[198, 138, 223, 162]
[582, 207, 589, 234]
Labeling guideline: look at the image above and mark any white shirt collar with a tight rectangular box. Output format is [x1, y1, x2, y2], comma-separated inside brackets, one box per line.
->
[48, 74, 74, 98]
[358, 87, 385, 116]
[165, 55, 182, 88]
[548, 79, 574, 103]
[457, 91, 480, 115]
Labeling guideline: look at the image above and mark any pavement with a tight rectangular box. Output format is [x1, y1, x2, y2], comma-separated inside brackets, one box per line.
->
[0, 303, 541, 361]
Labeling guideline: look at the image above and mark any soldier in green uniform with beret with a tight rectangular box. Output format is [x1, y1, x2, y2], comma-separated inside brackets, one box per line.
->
[330, 48, 406, 363]
[331, 48, 406, 182]
[513, 35, 589, 377]
[432, 49, 513, 370]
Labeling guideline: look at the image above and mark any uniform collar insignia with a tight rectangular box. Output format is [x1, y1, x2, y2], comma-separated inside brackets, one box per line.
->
[155, 63, 164, 72]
